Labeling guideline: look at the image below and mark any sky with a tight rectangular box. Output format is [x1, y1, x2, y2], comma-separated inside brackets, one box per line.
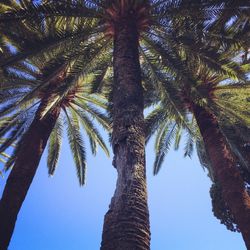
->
[0, 136, 246, 250]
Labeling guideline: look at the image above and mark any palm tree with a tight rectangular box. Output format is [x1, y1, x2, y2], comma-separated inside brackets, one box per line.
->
[144, 41, 250, 247]
[0, 57, 110, 248]
[140, 4, 250, 244]
[1, 0, 249, 249]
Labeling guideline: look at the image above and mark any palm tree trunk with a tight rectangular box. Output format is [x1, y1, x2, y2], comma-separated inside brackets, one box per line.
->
[193, 104, 250, 249]
[101, 14, 150, 250]
[0, 100, 60, 250]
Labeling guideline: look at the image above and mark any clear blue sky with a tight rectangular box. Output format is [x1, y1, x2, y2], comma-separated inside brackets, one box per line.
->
[0, 136, 246, 250]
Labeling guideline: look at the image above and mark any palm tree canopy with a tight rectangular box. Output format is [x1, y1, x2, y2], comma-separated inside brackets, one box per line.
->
[0, 0, 249, 203]
[0, 53, 111, 185]
[143, 17, 250, 232]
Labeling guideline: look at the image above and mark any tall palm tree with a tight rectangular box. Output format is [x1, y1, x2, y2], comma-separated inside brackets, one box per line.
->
[140, 3, 250, 243]
[144, 42, 250, 247]
[0, 58, 110, 248]
[1, 0, 249, 249]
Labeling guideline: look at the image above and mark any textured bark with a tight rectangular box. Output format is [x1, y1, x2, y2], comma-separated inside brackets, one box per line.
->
[0, 100, 60, 250]
[193, 104, 250, 249]
[101, 13, 150, 250]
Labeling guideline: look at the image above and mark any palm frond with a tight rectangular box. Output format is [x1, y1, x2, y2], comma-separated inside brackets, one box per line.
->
[64, 107, 86, 186]
[47, 116, 63, 176]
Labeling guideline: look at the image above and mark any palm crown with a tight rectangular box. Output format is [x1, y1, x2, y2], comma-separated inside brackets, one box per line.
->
[0, 51, 111, 185]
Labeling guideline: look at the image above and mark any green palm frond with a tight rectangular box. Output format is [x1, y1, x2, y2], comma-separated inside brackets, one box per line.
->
[183, 131, 194, 158]
[0, 119, 26, 154]
[153, 122, 177, 175]
[64, 107, 86, 186]
[72, 98, 110, 131]
[47, 116, 63, 176]
[0, 135, 16, 172]
[70, 104, 109, 157]
[145, 105, 167, 143]
[174, 125, 182, 151]
[0, 151, 10, 172]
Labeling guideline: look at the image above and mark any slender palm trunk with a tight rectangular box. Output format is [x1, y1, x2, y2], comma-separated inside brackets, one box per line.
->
[0, 100, 60, 250]
[193, 104, 250, 249]
[101, 13, 150, 250]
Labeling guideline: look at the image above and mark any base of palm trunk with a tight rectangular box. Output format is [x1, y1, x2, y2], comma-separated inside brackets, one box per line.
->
[101, 140, 150, 250]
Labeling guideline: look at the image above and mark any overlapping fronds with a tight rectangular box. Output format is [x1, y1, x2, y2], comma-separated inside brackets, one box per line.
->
[0, 40, 111, 184]
[145, 1, 250, 178]
[0, 0, 249, 201]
